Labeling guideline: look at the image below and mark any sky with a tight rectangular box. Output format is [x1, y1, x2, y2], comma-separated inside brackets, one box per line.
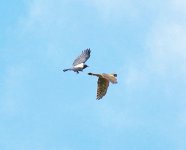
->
[0, 0, 186, 149]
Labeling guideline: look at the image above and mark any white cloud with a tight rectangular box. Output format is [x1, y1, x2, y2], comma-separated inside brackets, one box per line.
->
[180, 111, 186, 126]
[124, 0, 186, 86]
[97, 104, 144, 129]
[18, 0, 71, 35]
[145, 22, 186, 79]
[124, 66, 148, 89]
[122, 0, 186, 97]
[12, 0, 70, 66]
[19, 0, 53, 33]
[170, 0, 186, 14]
[0, 65, 29, 116]
[83, 0, 138, 20]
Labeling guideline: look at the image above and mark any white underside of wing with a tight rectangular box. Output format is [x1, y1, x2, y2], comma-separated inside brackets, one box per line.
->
[74, 63, 84, 68]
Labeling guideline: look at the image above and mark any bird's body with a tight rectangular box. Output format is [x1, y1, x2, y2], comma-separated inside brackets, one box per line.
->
[63, 49, 91, 74]
[88, 72, 117, 100]
[63, 63, 86, 73]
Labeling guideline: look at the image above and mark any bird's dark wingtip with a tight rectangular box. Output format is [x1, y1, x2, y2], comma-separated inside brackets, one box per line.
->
[85, 48, 91, 53]
[88, 72, 92, 75]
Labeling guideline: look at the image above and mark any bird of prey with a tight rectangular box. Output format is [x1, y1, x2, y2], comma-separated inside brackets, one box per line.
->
[63, 48, 91, 74]
[88, 72, 117, 100]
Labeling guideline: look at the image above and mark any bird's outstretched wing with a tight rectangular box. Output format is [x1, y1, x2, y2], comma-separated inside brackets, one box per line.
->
[73, 49, 91, 66]
[97, 77, 109, 100]
[88, 72, 117, 100]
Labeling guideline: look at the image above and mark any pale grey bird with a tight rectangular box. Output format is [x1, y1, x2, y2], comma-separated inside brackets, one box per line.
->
[63, 48, 91, 74]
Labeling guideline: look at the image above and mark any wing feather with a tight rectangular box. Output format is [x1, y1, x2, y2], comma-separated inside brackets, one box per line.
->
[96, 77, 109, 100]
[73, 49, 91, 66]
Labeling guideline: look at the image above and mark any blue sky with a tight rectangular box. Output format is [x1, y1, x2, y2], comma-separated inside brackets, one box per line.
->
[1, 0, 186, 149]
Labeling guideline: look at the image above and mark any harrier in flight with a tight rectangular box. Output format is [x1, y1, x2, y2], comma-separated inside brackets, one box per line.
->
[88, 72, 117, 100]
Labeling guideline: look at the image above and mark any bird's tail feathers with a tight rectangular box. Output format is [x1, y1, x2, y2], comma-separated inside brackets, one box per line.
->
[63, 68, 72, 72]
[88, 72, 100, 77]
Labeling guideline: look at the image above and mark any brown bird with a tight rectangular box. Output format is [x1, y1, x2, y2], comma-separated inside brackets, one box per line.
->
[88, 72, 117, 100]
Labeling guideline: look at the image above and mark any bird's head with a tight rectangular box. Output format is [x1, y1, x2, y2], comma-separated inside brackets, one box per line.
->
[113, 74, 117, 77]
[83, 64, 89, 69]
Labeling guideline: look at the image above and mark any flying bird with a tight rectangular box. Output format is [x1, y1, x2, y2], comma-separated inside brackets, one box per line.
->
[63, 48, 91, 74]
[88, 72, 117, 100]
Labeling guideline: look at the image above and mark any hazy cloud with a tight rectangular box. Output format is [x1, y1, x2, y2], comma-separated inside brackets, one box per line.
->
[0, 65, 29, 116]
[170, 0, 186, 14]
[83, 0, 138, 20]
[146, 22, 186, 79]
